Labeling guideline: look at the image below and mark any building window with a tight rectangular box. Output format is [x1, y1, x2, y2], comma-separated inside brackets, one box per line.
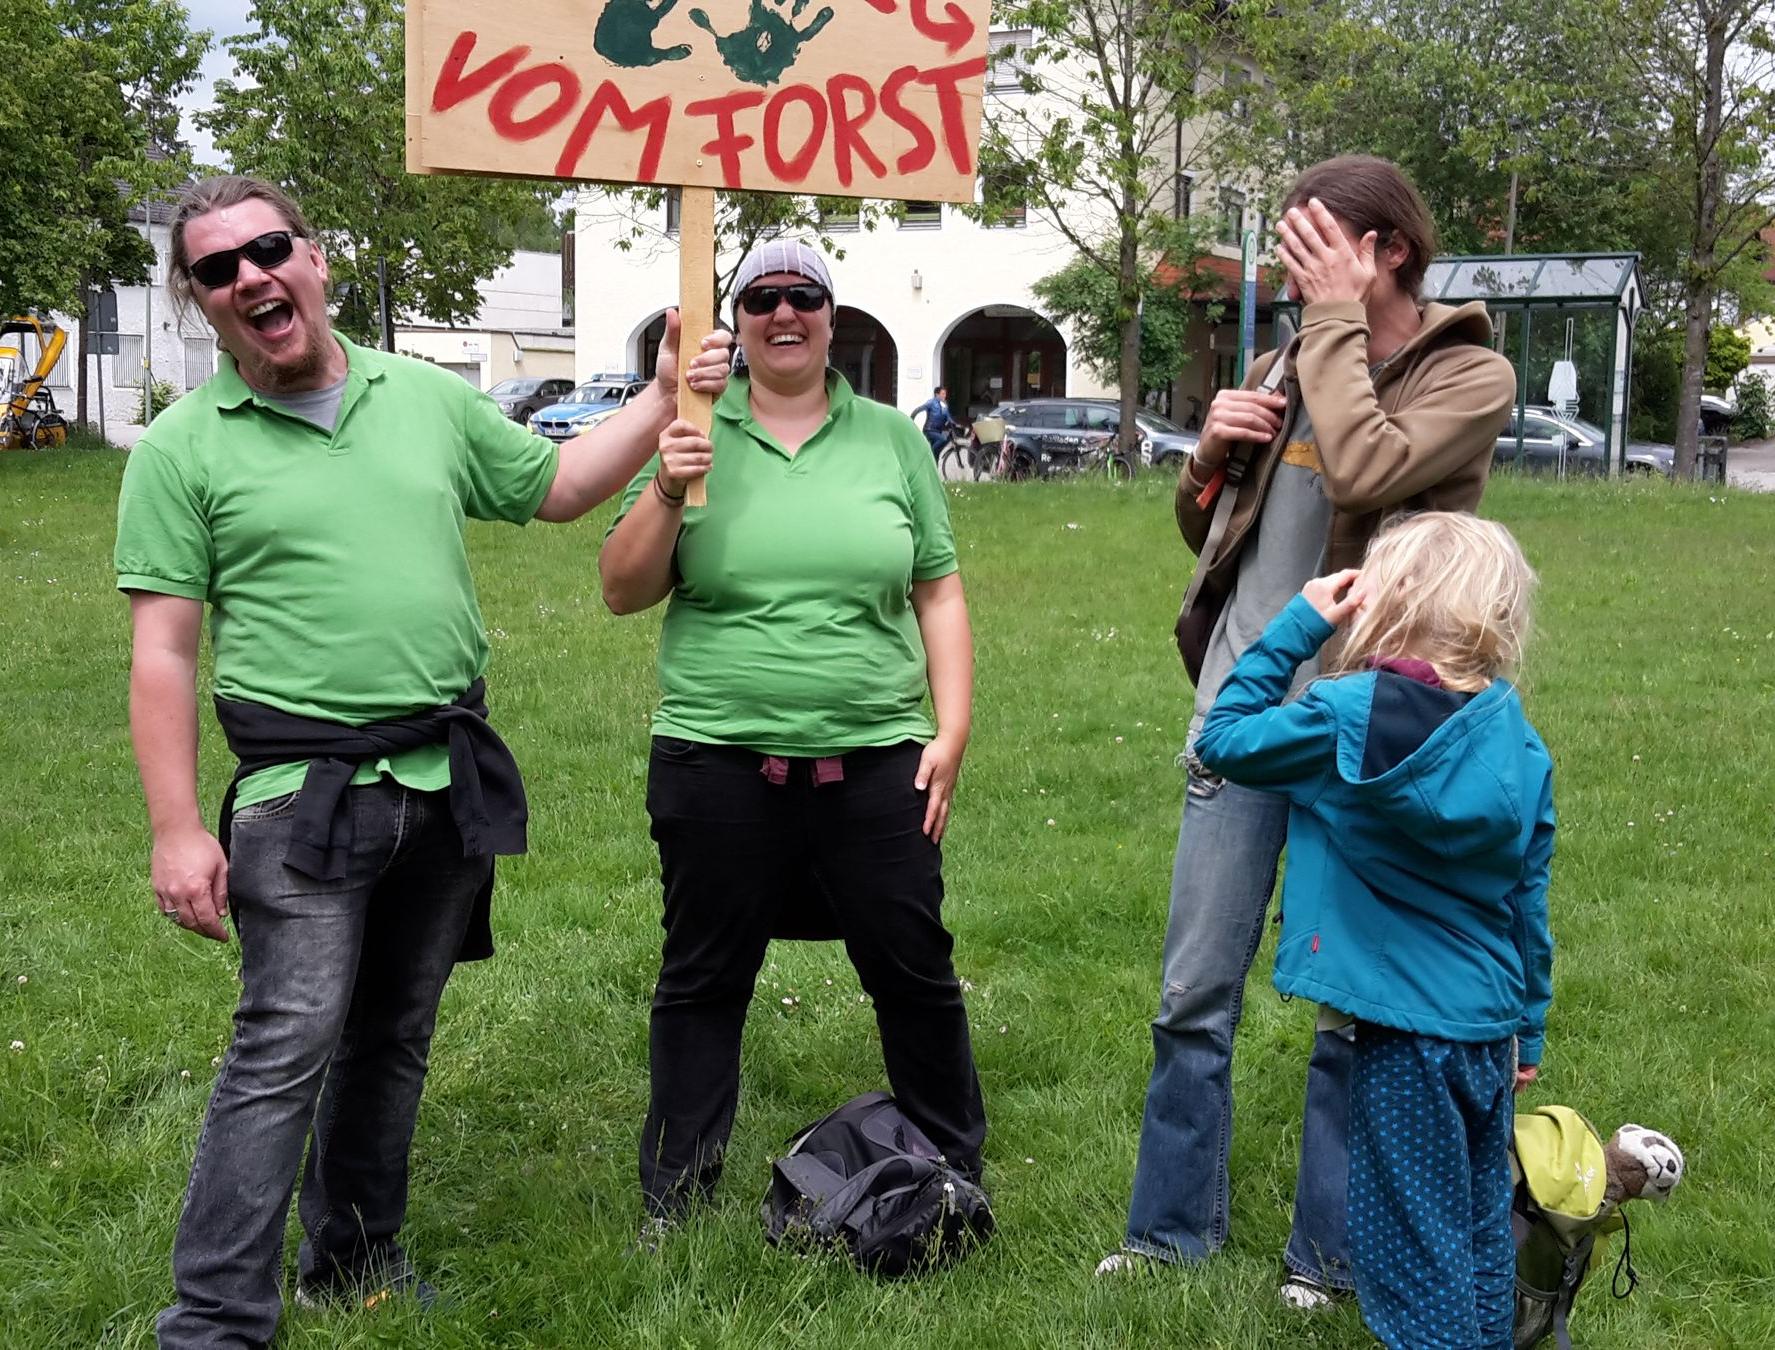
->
[987, 29, 1032, 94]
[818, 198, 860, 232]
[114, 335, 144, 387]
[1175, 171, 1194, 219]
[183, 338, 216, 390]
[1225, 65, 1251, 122]
[665, 187, 681, 235]
[982, 166, 1028, 228]
[1218, 189, 1246, 248]
[899, 200, 941, 229]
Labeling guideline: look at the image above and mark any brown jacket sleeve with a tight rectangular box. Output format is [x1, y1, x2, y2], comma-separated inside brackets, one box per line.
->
[1175, 350, 1280, 556]
[1293, 300, 1517, 514]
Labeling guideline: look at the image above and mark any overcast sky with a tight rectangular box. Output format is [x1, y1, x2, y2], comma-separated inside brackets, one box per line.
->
[179, 0, 254, 167]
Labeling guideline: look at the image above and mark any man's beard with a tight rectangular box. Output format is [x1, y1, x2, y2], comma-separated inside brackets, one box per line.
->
[234, 318, 334, 394]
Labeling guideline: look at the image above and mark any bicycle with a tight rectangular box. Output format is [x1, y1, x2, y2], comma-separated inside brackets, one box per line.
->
[938, 423, 999, 481]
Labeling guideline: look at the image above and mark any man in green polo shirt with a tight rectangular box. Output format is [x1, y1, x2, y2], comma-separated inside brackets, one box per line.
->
[114, 175, 730, 1350]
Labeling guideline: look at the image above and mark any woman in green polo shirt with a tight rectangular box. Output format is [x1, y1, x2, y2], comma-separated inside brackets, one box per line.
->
[601, 240, 986, 1229]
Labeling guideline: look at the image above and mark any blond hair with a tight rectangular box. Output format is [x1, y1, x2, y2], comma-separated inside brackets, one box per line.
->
[1328, 513, 1536, 693]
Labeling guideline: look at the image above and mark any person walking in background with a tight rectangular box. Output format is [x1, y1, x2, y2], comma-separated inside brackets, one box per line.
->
[115, 174, 730, 1349]
[1100, 155, 1518, 1305]
[1194, 513, 1554, 1349]
[599, 240, 986, 1245]
[912, 384, 956, 458]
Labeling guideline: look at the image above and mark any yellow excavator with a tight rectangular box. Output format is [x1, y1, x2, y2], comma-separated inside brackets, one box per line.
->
[1, 315, 70, 449]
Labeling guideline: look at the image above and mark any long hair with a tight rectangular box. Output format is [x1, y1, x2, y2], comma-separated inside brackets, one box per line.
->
[1328, 512, 1536, 693]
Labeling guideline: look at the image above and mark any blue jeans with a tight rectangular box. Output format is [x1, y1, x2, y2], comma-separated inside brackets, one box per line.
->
[157, 782, 487, 1350]
[1123, 759, 1353, 1287]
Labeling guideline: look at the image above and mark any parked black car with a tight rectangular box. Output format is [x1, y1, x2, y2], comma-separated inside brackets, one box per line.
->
[486, 376, 574, 425]
[971, 397, 1200, 475]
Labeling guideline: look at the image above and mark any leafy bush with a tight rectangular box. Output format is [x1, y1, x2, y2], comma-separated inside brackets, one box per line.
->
[133, 378, 181, 424]
[1734, 372, 1772, 442]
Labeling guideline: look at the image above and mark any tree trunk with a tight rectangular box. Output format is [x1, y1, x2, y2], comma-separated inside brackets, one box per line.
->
[1673, 0, 1729, 480]
[1116, 213, 1142, 462]
[1675, 281, 1711, 477]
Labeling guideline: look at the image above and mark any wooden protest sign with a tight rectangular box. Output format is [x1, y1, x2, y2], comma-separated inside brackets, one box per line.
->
[406, 0, 994, 503]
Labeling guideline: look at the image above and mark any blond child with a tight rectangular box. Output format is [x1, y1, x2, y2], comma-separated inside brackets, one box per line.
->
[1195, 512, 1553, 1350]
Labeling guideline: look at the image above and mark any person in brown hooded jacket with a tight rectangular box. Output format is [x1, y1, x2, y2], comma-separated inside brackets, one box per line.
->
[1100, 156, 1518, 1303]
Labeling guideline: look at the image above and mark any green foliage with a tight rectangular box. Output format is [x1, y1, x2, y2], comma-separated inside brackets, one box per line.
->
[1265, 0, 1657, 260]
[1631, 329, 1681, 442]
[202, 0, 559, 344]
[1734, 372, 1772, 441]
[0, 0, 208, 316]
[1032, 245, 1223, 394]
[133, 376, 179, 425]
[974, 0, 1270, 415]
[1707, 326, 1753, 392]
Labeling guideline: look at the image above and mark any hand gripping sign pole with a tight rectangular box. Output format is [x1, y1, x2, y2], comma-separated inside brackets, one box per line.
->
[406, 0, 994, 507]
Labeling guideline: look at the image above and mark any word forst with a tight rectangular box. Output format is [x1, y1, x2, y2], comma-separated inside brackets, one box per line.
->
[431, 30, 988, 190]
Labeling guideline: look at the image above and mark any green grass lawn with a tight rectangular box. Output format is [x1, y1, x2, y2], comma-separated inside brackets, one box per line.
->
[3, 447, 1772, 1348]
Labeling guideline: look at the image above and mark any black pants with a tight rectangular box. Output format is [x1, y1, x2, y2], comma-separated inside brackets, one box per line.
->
[639, 737, 986, 1216]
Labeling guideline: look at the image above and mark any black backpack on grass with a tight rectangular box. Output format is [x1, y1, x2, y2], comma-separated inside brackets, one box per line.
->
[762, 1091, 994, 1277]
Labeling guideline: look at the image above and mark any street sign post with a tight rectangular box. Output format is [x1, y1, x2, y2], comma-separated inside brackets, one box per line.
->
[1237, 228, 1257, 385]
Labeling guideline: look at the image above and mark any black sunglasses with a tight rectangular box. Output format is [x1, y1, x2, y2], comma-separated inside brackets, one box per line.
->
[188, 231, 304, 289]
[737, 283, 830, 317]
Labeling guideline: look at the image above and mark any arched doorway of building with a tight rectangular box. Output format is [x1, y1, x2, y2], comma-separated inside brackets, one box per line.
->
[830, 305, 897, 404]
[632, 311, 668, 381]
[939, 306, 1067, 421]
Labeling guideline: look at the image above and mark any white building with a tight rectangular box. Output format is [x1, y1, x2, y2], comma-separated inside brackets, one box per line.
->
[569, 31, 1280, 423]
[394, 249, 574, 390]
[40, 200, 219, 437]
[39, 205, 571, 438]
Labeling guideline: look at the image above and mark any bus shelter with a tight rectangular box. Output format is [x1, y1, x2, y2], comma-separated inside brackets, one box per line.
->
[1420, 253, 1644, 476]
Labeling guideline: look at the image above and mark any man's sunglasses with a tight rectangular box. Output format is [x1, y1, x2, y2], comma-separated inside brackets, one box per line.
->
[737, 283, 830, 316]
[188, 231, 304, 289]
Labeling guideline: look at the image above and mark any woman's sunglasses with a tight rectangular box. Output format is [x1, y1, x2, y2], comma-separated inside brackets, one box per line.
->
[188, 231, 304, 289]
[737, 283, 830, 317]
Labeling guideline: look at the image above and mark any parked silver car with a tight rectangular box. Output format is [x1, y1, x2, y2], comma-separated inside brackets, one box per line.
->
[1494, 407, 1674, 478]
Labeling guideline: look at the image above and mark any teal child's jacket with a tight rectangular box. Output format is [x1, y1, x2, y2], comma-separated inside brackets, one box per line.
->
[1195, 595, 1555, 1065]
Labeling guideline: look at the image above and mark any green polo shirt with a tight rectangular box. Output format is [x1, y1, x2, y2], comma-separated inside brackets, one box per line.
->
[115, 334, 559, 807]
[611, 371, 957, 756]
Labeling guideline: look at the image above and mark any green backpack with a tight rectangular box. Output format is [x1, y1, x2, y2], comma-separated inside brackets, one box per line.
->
[1510, 1106, 1636, 1350]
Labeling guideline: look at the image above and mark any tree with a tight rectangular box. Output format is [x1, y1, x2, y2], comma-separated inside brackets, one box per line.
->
[1629, 0, 1775, 476]
[1031, 246, 1224, 397]
[1266, 0, 1660, 258]
[1266, 0, 1775, 462]
[0, 0, 208, 422]
[203, 0, 560, 346]
[975, 1, 1271, 455]
[1706, 326, 1753, 390]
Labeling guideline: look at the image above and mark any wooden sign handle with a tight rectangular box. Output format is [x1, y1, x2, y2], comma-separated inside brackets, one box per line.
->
[677, 187, 716, 508]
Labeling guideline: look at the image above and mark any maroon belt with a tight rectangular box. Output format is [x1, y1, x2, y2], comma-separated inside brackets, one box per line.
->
[759, 755, 846, 786]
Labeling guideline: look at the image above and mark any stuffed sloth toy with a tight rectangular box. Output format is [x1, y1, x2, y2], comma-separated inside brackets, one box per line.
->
[1600, 1124, 1685, 1216]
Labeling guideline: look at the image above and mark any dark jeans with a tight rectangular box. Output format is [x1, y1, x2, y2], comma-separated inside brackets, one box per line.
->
[640, 737, 986, 1216]
[157, 782, 487, 1350]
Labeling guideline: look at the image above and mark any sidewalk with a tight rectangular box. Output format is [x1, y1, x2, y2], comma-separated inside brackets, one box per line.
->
[1727, 437, 1775, 492]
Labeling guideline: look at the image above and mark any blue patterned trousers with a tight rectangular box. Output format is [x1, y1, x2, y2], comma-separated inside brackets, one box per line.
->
[1348, 1025, 1516, 1350]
